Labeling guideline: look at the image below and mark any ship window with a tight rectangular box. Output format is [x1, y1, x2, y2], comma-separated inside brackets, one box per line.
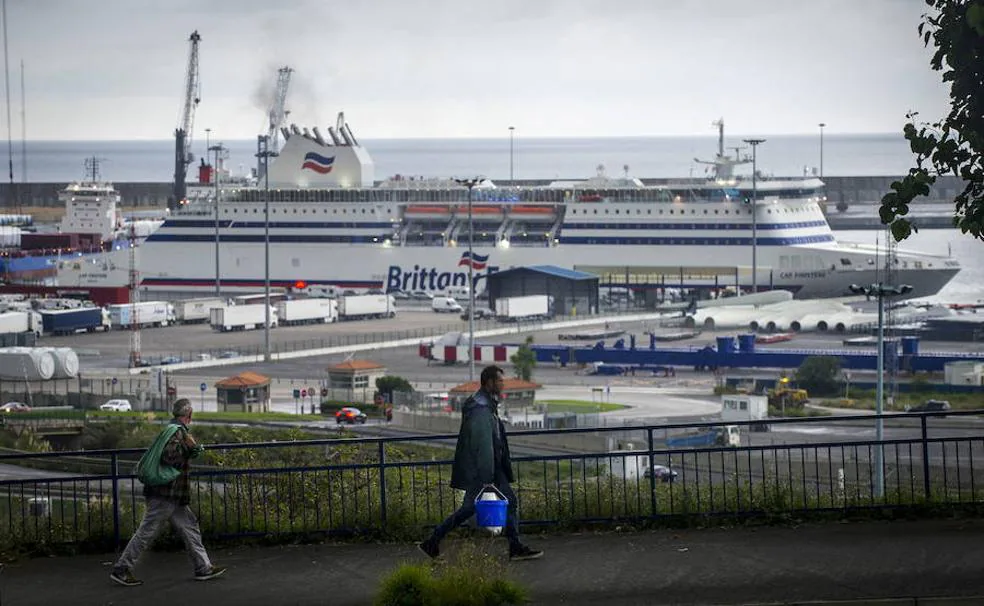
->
[669, 210, 673, 215]
[840, 258, 852, 266]
[605, 210, 609, 214]
[333, 209, 337, 214]
[714, 210, 719, 214]
[293, 209, 298, 214]
[659, 210, 663, 214]
[302, 209, 307, 214]
[647, 210, 651, 215]
[593, 210, 597, 214]
[615, 210, 619, 214]
[703, 209, 708, 214]
[292, 258, 300, 267]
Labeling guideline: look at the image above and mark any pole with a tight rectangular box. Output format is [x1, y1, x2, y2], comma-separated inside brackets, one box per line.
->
[467, 182, 475, 381]
[818, 122, 826, 179]
[209, 143, 225, 296]
[2, 0, 13, 211]
[262, 136, 271, 361]
[509, 126, 515, 182]
[875, 286, 885, 499]
[19, 58, 24, 184]
[743, 138, 765, 294]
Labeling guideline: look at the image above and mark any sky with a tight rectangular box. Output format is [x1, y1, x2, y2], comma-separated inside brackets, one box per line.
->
[3, 0, 952, 140]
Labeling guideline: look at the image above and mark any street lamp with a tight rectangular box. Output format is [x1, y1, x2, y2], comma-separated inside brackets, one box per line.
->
[454, 176, 483, 381]
[849, 282, 913, 499]
[508, 126, 515, 182]
[208, 142, 227, 296]
[742, 138, 765, 293]
[818, 123, 826, 179]
[256, 135, 279, 361]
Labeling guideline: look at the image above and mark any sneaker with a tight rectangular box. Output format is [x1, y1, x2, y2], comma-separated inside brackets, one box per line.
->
[509, 544, 543, 561]
[110, 568, 143, 587]
[194, 566, 227, 581]
[417, 539, 440, 559]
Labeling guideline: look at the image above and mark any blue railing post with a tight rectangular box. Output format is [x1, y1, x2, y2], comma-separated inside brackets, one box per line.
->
[647, 428, 657, 517]
[378, 441, 388, 529]
[111, 452, 121, 549]
[921, 414, 931, 500]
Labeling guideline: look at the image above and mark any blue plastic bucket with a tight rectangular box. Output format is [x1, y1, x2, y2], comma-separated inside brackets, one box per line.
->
[474, 487, 508, 534]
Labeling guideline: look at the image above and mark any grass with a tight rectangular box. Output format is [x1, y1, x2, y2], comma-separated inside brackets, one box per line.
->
[818, 390, 984, 412]
[538, 399, 628, 413]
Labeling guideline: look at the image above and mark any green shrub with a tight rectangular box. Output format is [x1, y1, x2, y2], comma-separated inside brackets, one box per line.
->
[375, 542, 528, 606]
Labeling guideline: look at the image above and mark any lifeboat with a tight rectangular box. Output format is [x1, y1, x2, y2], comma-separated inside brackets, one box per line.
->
[577, 193, 603, 202]
[453, 205, 504, 217]
[405, 205, 453, 220]
[509, 205, 556, 217]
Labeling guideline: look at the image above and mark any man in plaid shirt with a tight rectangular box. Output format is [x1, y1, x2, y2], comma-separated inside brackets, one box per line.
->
[110, 399, 226, 587]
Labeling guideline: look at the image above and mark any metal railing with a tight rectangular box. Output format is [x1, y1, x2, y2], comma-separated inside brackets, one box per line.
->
[0, 411, 981, 552]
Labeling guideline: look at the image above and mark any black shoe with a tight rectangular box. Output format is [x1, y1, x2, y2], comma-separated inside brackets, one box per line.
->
[418, 539, 439, 559]
[194, 566, 227, 581]
[110, 568, 143, 587]
[509, 544, 543, 561]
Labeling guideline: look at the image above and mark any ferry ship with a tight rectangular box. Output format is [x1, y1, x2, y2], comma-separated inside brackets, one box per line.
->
[59, 116, 960, 300]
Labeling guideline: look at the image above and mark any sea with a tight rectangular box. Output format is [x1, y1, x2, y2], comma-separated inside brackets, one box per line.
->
[3, 133, 982, 303]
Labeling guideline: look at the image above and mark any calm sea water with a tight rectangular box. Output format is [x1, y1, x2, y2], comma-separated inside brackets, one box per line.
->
[7, 132, 917, 183]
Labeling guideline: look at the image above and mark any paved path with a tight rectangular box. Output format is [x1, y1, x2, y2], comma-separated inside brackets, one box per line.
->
[3, 519, 984, 605]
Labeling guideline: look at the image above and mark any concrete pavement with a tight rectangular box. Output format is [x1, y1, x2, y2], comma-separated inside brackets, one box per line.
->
[3, 518, 983, 605]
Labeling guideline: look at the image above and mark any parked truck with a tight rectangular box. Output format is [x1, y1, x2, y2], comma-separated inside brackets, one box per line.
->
[665, 425, 740, 448]
[210, 305, 278, 332]
[495, 295, 550, 321]
[107, 302, 174, 328]
[173, 297, 226, 324]
[0, 311, 42, 337]
[276, 299, 337, 325]
[338, 295, 396, 321]
[40, 307, 110, 335]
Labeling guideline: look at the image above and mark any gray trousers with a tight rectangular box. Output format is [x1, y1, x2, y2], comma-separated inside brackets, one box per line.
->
[114, 497, 212, 575]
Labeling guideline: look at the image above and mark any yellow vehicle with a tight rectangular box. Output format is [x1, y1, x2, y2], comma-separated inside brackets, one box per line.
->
[767, 378, 810, 408]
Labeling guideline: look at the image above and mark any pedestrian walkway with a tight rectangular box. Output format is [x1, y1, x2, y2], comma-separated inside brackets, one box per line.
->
[3, 518, 983, 605]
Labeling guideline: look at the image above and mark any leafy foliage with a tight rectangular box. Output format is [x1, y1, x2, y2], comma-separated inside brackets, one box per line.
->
[795, 356, 843, 397]
[376, 375, 414, 402]
[509, 336, 536, 382]
[880, 0, 984, 242]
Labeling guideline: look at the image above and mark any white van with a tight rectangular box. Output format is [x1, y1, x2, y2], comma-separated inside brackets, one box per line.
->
[432, 297, 463, 313]
[446, 286, 472, 301]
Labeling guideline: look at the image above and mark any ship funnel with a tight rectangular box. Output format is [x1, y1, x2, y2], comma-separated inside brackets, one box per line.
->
[280, 127, 290, 142]
[302, 127, 312, 140]
[335, 111, 345, 133]
[312, 127, 326, 145]
[327, 126, 343, 146]
[340, 124, 354, 146]
[343, 123, 359, 146]
[290, 124, 301, 135]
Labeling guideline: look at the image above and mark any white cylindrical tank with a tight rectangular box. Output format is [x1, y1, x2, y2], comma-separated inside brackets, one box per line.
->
[0, 347, 55, 380]
[44, 347, 79, 379]
[0, 226, 21, 247]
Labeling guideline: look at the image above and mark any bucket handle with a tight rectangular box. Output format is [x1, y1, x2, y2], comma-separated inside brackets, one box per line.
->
[474, 483, 508, 505]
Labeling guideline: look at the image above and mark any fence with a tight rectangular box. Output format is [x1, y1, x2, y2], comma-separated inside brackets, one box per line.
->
[0, 411, 981, 553]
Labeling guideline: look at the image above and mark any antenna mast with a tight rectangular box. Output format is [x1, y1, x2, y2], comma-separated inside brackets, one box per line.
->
[2, 0, 14, 211]
[128, 222, 141, 368]
[19, 58, 24, 184]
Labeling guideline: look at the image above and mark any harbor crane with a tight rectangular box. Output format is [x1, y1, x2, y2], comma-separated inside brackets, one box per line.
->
[171, 30, 201, 210]
[257, 66, 293, 178]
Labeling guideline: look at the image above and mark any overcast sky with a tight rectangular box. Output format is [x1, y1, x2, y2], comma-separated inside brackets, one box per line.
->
[5, 0, 949, 140]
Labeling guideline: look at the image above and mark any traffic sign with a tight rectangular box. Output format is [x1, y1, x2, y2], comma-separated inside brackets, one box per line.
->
[199, 382, 207, 392]
[112, 377, 118, 385]
[301, 389, 307, 398]
[166, 386, 177, 396]
[308, 387, 315, 397]
[321, 388, 328, 397]
[293, 389, 301, 398]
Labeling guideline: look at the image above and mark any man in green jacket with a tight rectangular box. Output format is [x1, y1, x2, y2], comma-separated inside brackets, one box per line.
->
[419, 365, 542, 560]
[110, 399, 226, 587]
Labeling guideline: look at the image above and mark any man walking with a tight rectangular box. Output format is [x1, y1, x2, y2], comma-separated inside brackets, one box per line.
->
[419, 365, 542, 561]
[110, 399, 226, 586]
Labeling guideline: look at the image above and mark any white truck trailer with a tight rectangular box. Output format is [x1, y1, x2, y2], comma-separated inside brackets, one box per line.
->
[494, 295, 550, 321]
[0, 311, 42, 337]
[276, 299, 337, 325]
[210, 305, 279, 332]
[108, 302, 174, 328]
[338, 295, 396, 321]
[173, 297, 226, 324]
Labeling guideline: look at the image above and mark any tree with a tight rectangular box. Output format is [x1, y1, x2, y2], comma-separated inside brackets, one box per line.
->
[375, 375, 413, 404]
[880, 1, 984, 242]
[510, 336, 536, 382]
[795, 356, 842, 397]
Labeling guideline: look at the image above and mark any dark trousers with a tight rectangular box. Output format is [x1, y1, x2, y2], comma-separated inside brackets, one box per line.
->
[428, 473, 521, 548]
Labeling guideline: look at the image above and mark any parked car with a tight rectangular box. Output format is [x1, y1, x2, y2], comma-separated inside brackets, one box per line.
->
[100, 399, 132, 412]
[160, 355, 183, 365]
[643, 464, 678, 483]
[460, 306, 495, 321]
[0, 402, 30, 413]
[905, 399, 951, 415]
[335, 407, 367, 424]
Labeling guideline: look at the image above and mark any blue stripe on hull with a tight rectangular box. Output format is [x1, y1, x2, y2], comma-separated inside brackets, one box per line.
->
[144, 234, 835, 246]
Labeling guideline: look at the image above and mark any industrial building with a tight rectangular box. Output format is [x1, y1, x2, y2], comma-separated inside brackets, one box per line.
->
[486, 265, 599, 316]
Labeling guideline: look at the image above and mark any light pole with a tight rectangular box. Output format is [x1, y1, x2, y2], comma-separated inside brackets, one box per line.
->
[818, 122, 826, 179]
[742, 138, 765, 293]
[454, 176, 482, 381]
[508, 126, 515, 182]
[256, 135, 279, 361]
[205, 128, 211, 164]
[849, 282, 913, 499]
[208, 143, 226, 296]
